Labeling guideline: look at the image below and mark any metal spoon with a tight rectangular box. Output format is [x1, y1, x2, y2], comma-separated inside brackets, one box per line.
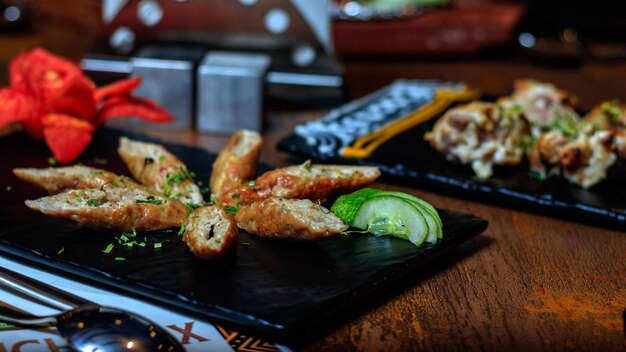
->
[0, 267, 186, 352]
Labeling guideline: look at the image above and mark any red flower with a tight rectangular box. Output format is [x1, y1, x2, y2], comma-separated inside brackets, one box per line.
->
[0, 48, 174, 163]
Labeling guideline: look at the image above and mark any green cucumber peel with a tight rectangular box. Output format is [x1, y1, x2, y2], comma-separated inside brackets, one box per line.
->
[332, 188, 442, 246]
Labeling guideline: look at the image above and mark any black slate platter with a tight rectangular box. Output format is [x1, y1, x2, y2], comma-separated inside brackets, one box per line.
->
[278, 119, 626, 230]
[0, 127, 488, 338]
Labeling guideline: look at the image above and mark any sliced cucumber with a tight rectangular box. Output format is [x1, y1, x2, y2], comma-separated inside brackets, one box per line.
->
[351, 196, 429, 246]
[365, 190, 443, 242]
[332, 188, 443, 246]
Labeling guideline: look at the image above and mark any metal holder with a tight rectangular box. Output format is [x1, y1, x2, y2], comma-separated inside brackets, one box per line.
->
[196, 51, 271, 133]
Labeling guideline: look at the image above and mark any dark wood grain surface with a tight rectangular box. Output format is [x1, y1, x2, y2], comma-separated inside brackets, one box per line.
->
[129, 108, 625, 351]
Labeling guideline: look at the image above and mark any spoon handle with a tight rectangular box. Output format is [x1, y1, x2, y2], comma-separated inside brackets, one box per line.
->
[0, 301, 57, 326]
[0, 266, 93, 311]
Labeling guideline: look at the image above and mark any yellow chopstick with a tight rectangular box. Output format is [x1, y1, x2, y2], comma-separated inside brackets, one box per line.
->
[341, 87, 481, 159]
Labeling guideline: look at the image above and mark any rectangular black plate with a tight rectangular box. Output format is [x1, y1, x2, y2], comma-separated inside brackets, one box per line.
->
[0, 128, 488, 338]
[278, 119, 626, 230]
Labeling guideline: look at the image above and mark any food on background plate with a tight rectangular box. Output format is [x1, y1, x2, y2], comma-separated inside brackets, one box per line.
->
[424, 101, 529, 179]
[0, 48, 173, 163]
[235, 197, 349, 240]
[426, 79, 626, 188]
[24, 187, 188, 231]
[332, 188, 442, 246]
[503, 79, 577, 133]
[118, 137, 203, 205]
[209, 130, 262, 205]
[13, 166, 143, 194]
[183, 205, 239, 260]
[222, 162, 381, 207]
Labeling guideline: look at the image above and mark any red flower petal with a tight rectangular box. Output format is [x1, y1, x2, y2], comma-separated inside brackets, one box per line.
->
[45, 73, 97, 122]
[96, 95, 174, 126]
[10, 48, 85, 97]
[9, 48, 97, 122]
[94, 77, 142, 102]
[0, 88, 34, 128]
[42, 114, 94, 163]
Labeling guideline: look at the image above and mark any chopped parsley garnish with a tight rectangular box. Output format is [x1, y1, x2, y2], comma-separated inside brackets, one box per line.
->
[87, 199, 100, 207]
[601, 100, 622, 123]
[75, 196, 83, 202]
[185, 203, 201, 214]
[47, 157, 58, 166]
[116, 228, 147, 248]
[231, 193, 240, 199]
[114, 257, 126, 261]
[247, 180, 256, 187]
[300, 159, 312, 171]
[528, 171, 548, 181]
[163, 167, 195, 197]
[178, 221, 187, 236]
[125, 241, 145, 248]
[200, 187, 210, 194]
[210, 194, 218, 204]
[57, 247, 64, 255]
[224, 204, 241, 215]
[136, 196, 163, 205]
[93, 157, 108, 165]
[102, 243, 114, 254]
[91, 170, 105, 175]
[154, 243, 162, 249]
[158, 154, 166, 161]
[549, 112, 581, 137]
[500, 104, 524, 118]
[118, 229, 137, 242]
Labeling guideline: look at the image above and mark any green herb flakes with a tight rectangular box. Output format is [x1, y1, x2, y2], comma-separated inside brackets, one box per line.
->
[154, 243, 162, 249]
[528, 171, 548, 181]
[91, 170, 105, 175]
[75, 196, 83, 202]
[178, 222, 187, 237]
[114, 257, 126, 261]
[102, 243, 114, 254]
[87, 199, 100, 207]
[224, 204, 241, 215]
[247, 180, 256, 187]
[57, 247, 65, 255]
[185, 203, 201, 214]
[47, 157, 58, 166]
[300, 159, 312, 171]
[549, 112, 581, 137]
[136, 195, 164, 205]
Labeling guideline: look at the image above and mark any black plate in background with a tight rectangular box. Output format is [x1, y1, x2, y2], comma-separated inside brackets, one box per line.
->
[278, 119, 626, 230]
[0, 127, 488, 338]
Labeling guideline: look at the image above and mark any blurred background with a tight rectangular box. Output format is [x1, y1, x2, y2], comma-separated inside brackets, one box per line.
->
[2, 0, 626, 130]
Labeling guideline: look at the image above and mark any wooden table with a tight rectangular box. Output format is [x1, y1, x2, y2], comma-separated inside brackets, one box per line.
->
[130, 105, 625, 351]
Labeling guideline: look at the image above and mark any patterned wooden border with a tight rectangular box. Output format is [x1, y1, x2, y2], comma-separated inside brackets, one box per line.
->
[215, 323, 281, 352]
